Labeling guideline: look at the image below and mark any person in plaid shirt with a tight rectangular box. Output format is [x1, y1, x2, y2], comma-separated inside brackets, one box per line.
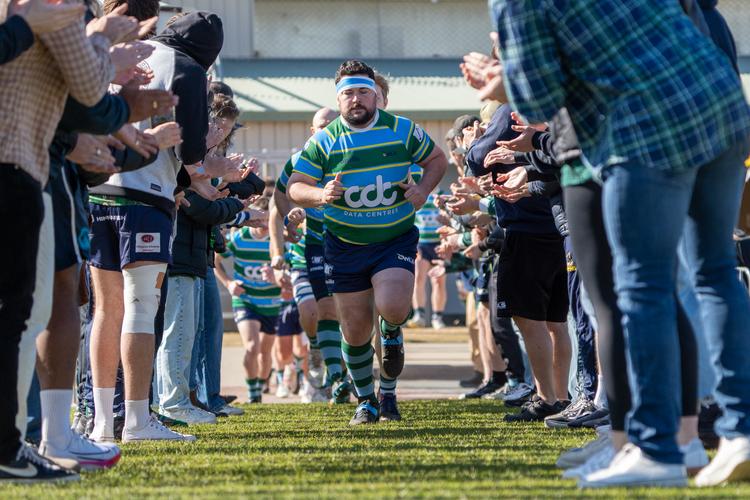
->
[493, 0, 750, 489]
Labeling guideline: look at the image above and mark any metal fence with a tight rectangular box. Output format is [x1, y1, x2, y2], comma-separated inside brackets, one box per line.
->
[718, 0, 750, 57]
[253, 0, 493, 59]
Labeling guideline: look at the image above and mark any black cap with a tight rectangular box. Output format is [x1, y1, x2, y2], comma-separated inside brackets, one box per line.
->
[453, 114, 481, 138]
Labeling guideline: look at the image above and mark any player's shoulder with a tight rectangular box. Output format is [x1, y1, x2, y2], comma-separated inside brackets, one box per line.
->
[382, 111, 427, 144]
[306, 119, 343, 153]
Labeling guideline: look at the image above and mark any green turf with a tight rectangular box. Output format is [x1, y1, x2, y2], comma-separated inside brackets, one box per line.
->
[2, 400, 749, 498]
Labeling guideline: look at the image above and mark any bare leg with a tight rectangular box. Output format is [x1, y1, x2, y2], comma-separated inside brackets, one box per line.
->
[548, 321, 572, 400]
[514, 316, 558, 403]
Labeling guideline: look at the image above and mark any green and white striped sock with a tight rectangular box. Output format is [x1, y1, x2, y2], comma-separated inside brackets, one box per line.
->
[317, 320, 343, 382]
[341, 339, 375, 403]
[379, 375, 397, 395]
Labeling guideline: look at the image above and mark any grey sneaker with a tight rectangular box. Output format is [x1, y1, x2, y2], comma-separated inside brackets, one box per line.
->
[544, 398, 599, 429]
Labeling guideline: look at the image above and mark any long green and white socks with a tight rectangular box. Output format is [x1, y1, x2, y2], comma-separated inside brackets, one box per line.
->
[246, 378, 262, 400]
[379, 375, 397, 396]
[341, 339, 376, 404]
[317, 319, 343, 382]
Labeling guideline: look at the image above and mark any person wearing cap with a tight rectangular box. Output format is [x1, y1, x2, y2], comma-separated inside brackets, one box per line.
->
[287, 59, 448, 425]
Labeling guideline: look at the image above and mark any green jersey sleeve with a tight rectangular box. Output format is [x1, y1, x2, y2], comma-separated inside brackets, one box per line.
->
[406, 122, 435, 164]
[292, 133, 327, 183]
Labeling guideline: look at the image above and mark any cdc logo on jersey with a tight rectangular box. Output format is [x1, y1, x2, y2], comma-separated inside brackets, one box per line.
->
[343, 175, 397, 209]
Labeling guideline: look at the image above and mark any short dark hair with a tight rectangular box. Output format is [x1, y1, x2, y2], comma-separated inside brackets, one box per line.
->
[373, 71, 390, 98]
[334, 60, 375, 84]
[102, 0, 159, 21]
[209, 81, 234, 99]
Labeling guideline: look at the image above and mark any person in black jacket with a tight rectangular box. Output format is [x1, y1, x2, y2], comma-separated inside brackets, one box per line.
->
[462, 104, 572, 423]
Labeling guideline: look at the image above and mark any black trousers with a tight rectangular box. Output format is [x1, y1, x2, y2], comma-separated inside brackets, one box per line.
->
[0, 166, 44, 463]
[564, 180, 698, 432]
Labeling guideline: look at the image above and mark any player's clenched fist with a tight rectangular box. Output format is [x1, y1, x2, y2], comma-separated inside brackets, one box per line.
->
[320, 172, 345, 205]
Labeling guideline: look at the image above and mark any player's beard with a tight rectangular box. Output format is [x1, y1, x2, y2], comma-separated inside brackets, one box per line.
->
[344, 104, 376, 126]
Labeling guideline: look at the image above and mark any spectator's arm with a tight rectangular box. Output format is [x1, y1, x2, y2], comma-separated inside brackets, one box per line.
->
[0, 15, 34, 65]
[38, 21, 113, 106]
[58, 94, 130, 135]
[182, 192, 244, 226]
[495, 1, 566, 123]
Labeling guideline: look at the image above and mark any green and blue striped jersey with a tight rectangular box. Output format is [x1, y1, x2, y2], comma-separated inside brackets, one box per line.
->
[410, 165, 441, 244]
[288, 231, 306, 270]
[292, 110, 435, 245]
[276, 152, 325, 246]
[224, 227, 281, 317]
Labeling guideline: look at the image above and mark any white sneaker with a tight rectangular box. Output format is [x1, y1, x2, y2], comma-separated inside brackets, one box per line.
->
[40, 432, 121, 471]
[121, 415, 197, 443]
[218, 405, 244, 416]
[160, 406, 217, 425]
[431, 316, 446, 330]
[579, 443, 687, 488]
[680, 437, 709, 474]
[563, 443, 615, 479]
[276, 384, 290, 398]
[299, 378, 316, 404]
[557, 429, 612, 469]
[407, 312, 426, 328]
[502, 383, 534, 403]
[695, 436, 750, 487]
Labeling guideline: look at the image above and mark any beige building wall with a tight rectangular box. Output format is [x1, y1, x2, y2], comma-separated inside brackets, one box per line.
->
[230, 118, 457, 179]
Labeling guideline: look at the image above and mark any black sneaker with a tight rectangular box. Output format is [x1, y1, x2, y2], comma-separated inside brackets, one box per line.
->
[459, 371, 483, 388]
[544, 398, 598, 429]
[568, 407, 611, 428]
[113, 415, 125, 440]
[504, 398, 562, 423]
[249, 396, 262, 404]
[698, 398, 721, 450]
[380, 317, 405, 379]
[330, 377, 353, 405]
[221, 394, 238, 405]
[459, 380, 501, 399]
[0, 443, 79, 484]
[349, 400, 380, 426]
[379, 393, 402, 421]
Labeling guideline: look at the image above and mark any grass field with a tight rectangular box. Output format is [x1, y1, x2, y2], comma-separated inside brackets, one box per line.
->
[2, 400, 749, 499]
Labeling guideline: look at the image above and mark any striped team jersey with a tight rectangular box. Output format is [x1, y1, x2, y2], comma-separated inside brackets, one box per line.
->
[276, 152, 325, 246]
[292, 110, 435, 245]
[224, 228, 281, 317]
[289, 231, 306, 270]
[410, 165, 441, 244]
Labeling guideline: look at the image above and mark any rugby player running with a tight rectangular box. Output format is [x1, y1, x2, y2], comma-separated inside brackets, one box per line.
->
[287, 60, 448, 425]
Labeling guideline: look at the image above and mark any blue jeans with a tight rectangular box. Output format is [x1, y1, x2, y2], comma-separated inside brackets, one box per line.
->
[194, 270, 225, 412]
[676, 242, 715, 400]
[156, 275, 204, 412]
[565, 237, 597, 401]
[602, 139, 750, 463]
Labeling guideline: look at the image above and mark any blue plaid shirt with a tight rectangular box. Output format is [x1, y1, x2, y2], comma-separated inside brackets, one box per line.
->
[492, 0, 750, 172]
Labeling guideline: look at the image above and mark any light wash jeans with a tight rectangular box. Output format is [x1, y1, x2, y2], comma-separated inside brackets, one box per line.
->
[194, 270, 226, 412]
[602, 139, 750, 464]
[156, 275, 204, 412]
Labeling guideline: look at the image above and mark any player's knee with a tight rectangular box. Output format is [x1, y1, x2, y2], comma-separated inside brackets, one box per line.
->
[121, 264, 165, 335]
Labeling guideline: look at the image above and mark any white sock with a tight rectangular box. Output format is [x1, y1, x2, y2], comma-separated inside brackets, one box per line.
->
[40, 389, 73, 449]
[124, 399, 150, 431]
[594, 375, 608, 409]
[93, 387, 115, 436]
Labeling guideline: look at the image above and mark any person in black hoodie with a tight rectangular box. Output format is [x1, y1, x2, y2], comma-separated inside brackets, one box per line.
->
[88, 11, 224, 444]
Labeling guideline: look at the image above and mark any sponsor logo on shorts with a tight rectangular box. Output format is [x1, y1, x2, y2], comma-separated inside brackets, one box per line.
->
[135, 233, 161, 253]
[324, 263, 333, 276]
[311, 256, 324, 265]
[397, 253, 415, 264]
[497, 301, 507, 310]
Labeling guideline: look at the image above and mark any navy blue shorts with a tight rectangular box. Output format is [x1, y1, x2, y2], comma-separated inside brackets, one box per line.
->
[324, 226, 418, 293]
[233, 306, 277, 334]
[50, 164, 89, 271]
[276, 302, 302, 337]
[417, 242, 439, 263]
[304, 242, 331, 300]
[89, 203, 173, 271]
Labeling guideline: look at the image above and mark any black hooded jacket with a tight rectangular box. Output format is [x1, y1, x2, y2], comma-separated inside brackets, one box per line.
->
[151, 12, 223, 166]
